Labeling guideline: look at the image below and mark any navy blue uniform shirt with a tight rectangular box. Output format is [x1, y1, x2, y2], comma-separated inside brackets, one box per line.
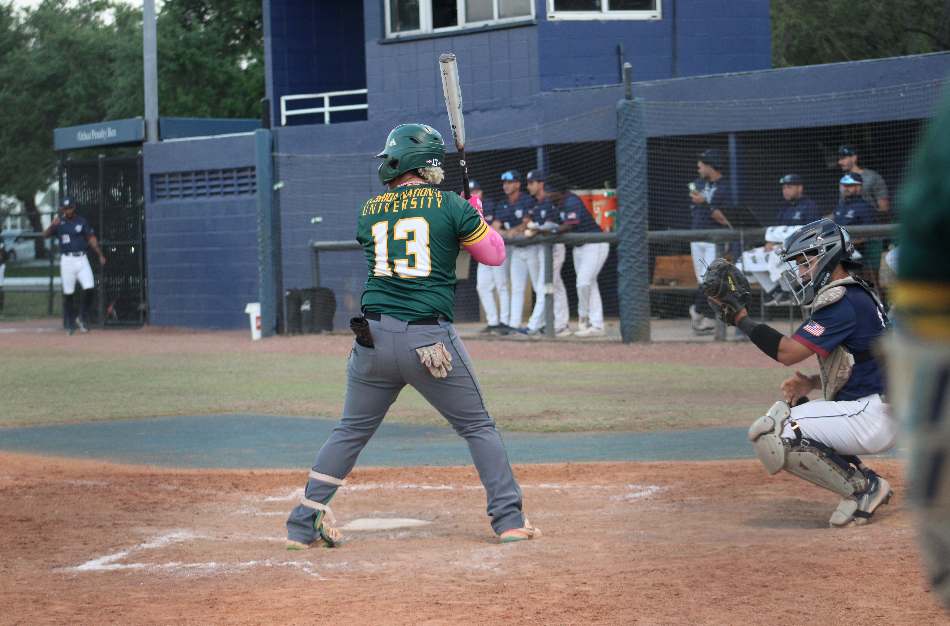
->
[51, 216, 94, 254]
[833, 197, 875, 227]
[494, 192, 534, 230]
[530, 198, 560, 226]
[479, 196, 497, 224]
[558, 192, 601, 233]
[775, 197, 822, 226]
[792, 285, 887, 401]
[690, 177, 730, 230]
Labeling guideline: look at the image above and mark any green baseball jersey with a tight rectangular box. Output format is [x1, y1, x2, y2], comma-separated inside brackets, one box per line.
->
[357, 184, 489, 321]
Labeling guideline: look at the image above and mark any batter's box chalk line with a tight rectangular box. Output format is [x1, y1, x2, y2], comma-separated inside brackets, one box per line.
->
[60, 531, 339, 579]
[611, 485, 667, 501]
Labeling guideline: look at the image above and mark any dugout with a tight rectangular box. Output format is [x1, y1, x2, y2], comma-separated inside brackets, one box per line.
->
[138, 32, 950, 328]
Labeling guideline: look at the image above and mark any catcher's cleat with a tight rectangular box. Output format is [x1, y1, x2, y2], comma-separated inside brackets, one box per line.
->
[499, 520, 542, 543]
[830, 475, 893, 527]
[286, 521, 344, 549]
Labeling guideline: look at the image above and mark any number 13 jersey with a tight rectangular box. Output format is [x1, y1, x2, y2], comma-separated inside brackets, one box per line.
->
[357, 184, 489, 322]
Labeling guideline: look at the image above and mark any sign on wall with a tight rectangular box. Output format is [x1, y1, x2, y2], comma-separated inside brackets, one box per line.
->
[54, 118, 145, 151]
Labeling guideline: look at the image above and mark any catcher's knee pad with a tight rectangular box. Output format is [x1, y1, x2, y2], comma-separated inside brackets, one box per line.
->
[785, 439, 867, 498]
[748, 401, 791, 475]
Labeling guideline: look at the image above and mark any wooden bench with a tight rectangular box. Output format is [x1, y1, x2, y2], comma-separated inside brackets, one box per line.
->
[652, 255, 697, 287]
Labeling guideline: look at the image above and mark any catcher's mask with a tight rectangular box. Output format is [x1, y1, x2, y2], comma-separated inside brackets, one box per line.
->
[376, 124, 445, 185]
[779, 219, 861, 306]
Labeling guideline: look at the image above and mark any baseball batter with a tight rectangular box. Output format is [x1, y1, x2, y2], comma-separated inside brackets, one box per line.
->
[43, 197, 106, 334]
[285, 124, 540, 549]
[704, 219, 896, 527]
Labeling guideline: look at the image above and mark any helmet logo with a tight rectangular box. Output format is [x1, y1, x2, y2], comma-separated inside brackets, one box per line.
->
[427, 159, 441, 166]
[389, 139, 396, 146]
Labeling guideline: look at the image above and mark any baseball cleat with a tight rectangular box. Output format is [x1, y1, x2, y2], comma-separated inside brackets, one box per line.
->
[829, 475, 893, 527]
[76, 319, 89, 333]
[499, 519, 542, 543]
[575, 326, 605, 337]
[67, 325, 75, 336]
[851, 475, 893, 526]
[286, 521, 344, 549]
[555, 327, 573, 338]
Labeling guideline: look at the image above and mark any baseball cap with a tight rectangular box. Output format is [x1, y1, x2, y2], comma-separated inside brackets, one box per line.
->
[779, 174, 803, 185]
[526, 169, 546, 182]
[838, 145, 857, 157]
[698, 149, 724, 170]
[60, 196, 76, 208]
[543, 173, 569, 193]
[468, 180, 481, 191]
[500, 170, 521, 181]
[840, 172, 863, 185]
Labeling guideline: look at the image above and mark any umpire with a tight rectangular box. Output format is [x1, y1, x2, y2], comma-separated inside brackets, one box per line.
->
[285, 124, 540, 549]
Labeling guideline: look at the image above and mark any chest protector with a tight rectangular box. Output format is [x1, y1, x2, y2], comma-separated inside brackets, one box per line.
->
[808, 277, 888, 401]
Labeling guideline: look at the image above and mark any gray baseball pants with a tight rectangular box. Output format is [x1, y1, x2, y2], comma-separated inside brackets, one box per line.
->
[286, 313, 525, 544]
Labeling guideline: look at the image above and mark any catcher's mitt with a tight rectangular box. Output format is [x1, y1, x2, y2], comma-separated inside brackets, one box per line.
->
[701, 258, 752, 326]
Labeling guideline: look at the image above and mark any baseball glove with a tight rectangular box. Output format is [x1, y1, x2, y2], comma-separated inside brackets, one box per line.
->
[701, 258, 752, 326]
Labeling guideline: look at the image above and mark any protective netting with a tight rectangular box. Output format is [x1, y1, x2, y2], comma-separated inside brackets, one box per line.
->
[276, 78, 942, 339]
[638, 79, 945, 340]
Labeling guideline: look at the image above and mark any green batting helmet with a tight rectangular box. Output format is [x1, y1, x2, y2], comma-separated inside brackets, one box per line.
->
[376, 124, 445, 184]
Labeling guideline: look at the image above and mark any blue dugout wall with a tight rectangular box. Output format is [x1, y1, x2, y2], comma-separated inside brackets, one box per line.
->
[143, 134, 259, 329]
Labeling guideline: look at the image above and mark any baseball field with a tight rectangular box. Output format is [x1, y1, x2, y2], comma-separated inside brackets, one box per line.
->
[0, 320, 945, 624]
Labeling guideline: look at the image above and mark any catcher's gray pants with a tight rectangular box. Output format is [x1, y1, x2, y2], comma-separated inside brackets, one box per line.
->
[286, 314, 525, 544]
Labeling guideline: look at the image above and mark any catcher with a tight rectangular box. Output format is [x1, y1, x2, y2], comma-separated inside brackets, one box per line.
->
[703, 218, 897, 527]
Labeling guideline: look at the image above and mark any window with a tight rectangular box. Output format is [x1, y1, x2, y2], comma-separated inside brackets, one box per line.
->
[547, 0, 660, 20]
[386, 0, 534, 37]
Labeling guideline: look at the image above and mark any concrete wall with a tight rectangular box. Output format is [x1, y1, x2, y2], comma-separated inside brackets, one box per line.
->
[143, 134, 258, 329]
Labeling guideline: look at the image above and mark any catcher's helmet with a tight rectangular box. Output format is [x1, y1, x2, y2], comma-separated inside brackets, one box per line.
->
[779, 218, 861, 306]
[376, 124, 445, 185]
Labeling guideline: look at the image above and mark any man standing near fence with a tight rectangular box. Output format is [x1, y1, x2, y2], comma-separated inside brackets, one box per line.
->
[471, 180, 508, 335]
[43, 197, 106, 334]
[542, 173, 609, 337]
[508, 170, 548, 336]
[521, 172, 571, 337]
[492, 170, 533, 336]
[687, 149, 731, 334]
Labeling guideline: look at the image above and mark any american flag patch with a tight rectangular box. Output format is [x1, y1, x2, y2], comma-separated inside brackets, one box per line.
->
[567, 212, 577, 219]
[803, 320, 825, 336]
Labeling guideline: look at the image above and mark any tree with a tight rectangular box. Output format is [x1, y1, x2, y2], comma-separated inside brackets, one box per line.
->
[0, 0, 264, 257]
[772, 0, 950, 68]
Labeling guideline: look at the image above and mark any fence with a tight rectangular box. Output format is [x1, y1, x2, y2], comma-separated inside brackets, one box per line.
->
[309, 223, 895, 342]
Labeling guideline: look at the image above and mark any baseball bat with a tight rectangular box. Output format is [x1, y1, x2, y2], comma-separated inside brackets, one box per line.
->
[439, 53, 469, 199]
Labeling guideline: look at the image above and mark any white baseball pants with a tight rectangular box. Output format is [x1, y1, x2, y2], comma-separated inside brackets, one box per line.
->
[475, 250, 511, 327]
[527, 243, 568, 332]
[572, 242, 610, 328]
[780, 395, 897, 456]
[61, 253, 94, 295]
[690, 241, 717, 282]
[508, 246, 542, 329]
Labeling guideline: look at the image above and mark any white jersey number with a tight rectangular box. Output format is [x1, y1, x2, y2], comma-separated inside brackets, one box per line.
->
[371, 218, 431, 278]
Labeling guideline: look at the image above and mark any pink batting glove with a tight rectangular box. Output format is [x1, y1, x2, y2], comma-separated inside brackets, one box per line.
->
[467, 194, 484, 218]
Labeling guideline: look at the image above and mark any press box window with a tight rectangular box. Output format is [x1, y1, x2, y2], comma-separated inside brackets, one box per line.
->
[387, 0, 533, 36]
[548, 0, 660, 20]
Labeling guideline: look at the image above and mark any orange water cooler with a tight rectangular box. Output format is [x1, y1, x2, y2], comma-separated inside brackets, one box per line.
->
[574, 189, 616, 232]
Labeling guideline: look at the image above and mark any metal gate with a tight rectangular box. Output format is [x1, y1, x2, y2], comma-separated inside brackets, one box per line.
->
[60, 154, 146, 327]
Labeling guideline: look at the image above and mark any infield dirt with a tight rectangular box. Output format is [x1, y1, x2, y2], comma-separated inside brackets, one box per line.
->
[0, 453, 943, 625]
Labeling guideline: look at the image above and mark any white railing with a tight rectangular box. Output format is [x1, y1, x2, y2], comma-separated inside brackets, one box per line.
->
[280, 89, 369, 126]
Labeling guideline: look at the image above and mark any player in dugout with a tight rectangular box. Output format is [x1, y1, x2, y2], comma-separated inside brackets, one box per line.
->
[702, 218, 896, 527]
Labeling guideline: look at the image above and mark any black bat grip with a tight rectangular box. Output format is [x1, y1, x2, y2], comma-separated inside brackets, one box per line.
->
[350, 317, 375, 349]
[459, 146, 469, 199]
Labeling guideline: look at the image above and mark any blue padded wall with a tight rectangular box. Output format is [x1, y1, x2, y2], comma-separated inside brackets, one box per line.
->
[143, 134, 259, 330]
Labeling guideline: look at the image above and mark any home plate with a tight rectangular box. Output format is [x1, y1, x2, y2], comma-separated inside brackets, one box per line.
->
[343, 518, 431, 531]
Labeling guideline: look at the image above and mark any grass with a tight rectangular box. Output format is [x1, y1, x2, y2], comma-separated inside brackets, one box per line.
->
[0, 351, 790, 433]
[5, 265, 57, 278]
[0, 292, 60, 319]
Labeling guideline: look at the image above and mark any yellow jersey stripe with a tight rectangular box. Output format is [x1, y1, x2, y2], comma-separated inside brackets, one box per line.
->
[460, 221, 490, 246]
